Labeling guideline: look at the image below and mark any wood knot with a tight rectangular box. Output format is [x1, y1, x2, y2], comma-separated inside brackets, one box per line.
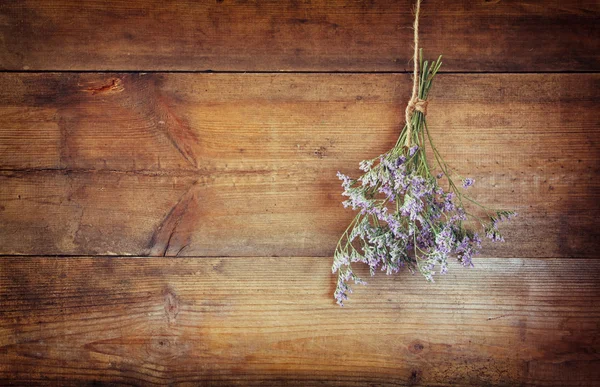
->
[84, 78, 124, 95]
[163, 287, 180, 324]
[408, 340, 425, 354]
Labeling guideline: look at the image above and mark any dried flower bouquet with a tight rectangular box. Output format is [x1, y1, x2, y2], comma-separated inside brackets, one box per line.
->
[332, 50, 516, 306]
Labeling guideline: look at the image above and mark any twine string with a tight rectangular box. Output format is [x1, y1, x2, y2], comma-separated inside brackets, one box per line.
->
[404, 0, 424, 148]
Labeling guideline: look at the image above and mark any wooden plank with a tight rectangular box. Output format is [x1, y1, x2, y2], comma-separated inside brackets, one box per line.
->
[0, 73, 598, 257]
[0, 170, 597, 258]
[0, 0, 598, 72]
[0, 73, 597, 172]
[0, 256, 598, 385]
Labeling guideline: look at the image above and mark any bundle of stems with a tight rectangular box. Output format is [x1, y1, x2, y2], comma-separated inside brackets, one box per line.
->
[332, 50, 515, 306]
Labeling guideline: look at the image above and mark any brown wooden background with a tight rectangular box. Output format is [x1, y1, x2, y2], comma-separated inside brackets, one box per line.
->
[0, 1, 599, 385]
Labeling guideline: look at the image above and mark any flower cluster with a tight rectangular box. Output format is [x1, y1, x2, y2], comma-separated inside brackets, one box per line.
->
[332, 53, 516, 306]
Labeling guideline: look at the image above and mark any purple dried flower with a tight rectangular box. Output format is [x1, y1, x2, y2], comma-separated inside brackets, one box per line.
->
[337, 171, 352, 190]
[485, 221, 505, 242]
[443, 192, 455, 212]
[440, 263, 449, 275]
[379, 184, 395, 200]
[462, 178, 474, 188]
[359, 159, 374, 172]
[395, 155, 407, 168]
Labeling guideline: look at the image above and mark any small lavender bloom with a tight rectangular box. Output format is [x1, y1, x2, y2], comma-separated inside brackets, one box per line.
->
[456, 236, 477, 267]
[456, 234, 470, 252]
[337, 171, 352, 189]
[346, 189, 372, 212]
[436, 172, 444, 179]
[409, 145, 419, 156]
[435, 225, 455, 256]
[388, 218, 406, 240]
[332, 253, 350, 273]
[394, 170, 411, 193]
[449, 207, 467, 222]
[488, 232, 505, 242]
[440, 262, 448, 275]
[491, 218, 499, 229]
[334, 267, 359, 306]
[462, 178, 475, 188]
[456, 232, 479, 266]
[473, 233, 482, 248]
[334, 283, 350, 306]
[485, 225, 505, 242]
[378, 184, 393, 199]
[417, 228, 435, 250]
[443, 192, 455, 212]
[372, 206, 388, 221]
[423, 271, 434, 282]
[357, 173, 374, 188]
[498, 211, 518, 221]
[381, 157, 395, 171]
[409, 175, 427, 198]
[401, 195, 424, 221]
[395, 155, 407, 168]
[359, 159, 374, 172]
[352, 272, 368, 285]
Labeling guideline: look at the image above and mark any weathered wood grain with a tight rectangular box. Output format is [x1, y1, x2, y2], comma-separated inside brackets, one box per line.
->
[0, 73, 598, 257]
[0, 0, 598, 72]
[0, 256, 598, 385]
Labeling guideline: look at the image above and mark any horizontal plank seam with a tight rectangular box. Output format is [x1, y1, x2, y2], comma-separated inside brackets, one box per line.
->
[0, 70, 599, 75]
[0, 255, 596, 259]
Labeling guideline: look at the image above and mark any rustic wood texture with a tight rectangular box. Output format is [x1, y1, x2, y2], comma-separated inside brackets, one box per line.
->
[0, 73, 597, 257]
[0, 0, 598, 72]
[0, 256, 598, 386]
[1, 1, 599, 384]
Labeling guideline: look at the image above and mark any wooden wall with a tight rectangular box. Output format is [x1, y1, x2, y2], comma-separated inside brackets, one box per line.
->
[0, 1, 598, 385]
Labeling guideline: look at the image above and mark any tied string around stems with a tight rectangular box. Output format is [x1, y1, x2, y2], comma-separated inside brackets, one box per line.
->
[407, 97, 428, 116]
[404, 0, 425, 148]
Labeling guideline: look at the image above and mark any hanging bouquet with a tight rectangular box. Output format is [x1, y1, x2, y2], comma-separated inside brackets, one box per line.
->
[332, 47, 516, 306]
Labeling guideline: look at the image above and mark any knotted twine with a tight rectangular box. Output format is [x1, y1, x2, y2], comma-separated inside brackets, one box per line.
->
[404, 0, 427, 148]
